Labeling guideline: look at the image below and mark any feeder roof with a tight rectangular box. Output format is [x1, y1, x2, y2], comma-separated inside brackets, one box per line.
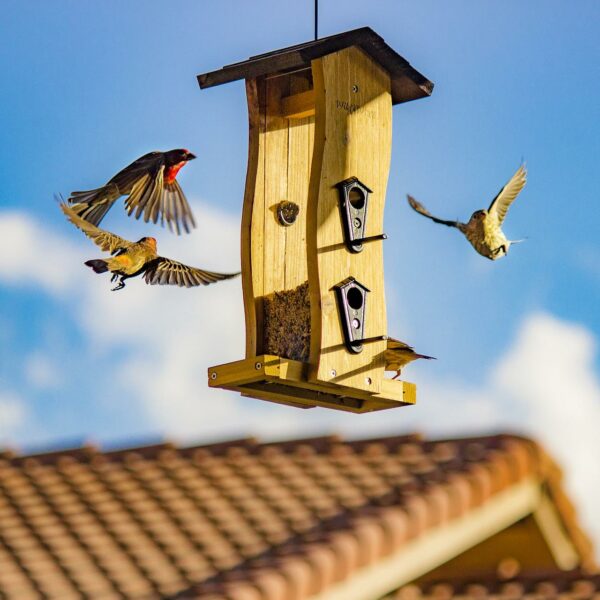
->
[198, 27, 433, 105]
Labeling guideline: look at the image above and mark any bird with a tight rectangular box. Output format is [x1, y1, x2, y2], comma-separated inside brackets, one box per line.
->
[407, 164, 527, 260]
[59, 202, 239, 291]
[67, 149, 197, 235]
[384, 338, 435, 379]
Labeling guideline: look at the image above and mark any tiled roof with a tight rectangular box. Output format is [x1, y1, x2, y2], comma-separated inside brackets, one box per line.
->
[0, 434, 593, 599]
[389, 569, 600, 600]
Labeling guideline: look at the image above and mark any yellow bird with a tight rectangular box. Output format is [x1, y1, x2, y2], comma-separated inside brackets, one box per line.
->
[407, 164, 527, 260]
[60, 202, 239, 291]
[384, 338, 435, 379]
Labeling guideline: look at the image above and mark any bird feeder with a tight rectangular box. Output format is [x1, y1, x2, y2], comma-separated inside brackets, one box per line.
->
[199, 28, 433, 412]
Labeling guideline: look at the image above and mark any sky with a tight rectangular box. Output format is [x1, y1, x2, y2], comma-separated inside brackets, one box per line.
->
[1, 0, 599, 547]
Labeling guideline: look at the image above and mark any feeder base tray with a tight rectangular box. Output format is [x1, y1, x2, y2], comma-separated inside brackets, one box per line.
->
[208, 355, 415, 413]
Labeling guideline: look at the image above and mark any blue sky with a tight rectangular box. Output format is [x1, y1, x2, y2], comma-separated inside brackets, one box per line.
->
[1, 0, 600, 542]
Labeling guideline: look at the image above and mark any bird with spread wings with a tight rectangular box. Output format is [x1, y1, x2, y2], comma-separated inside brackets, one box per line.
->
[67, 149, 197, 235]
[60, 202, 239, 291]
[407, 164, 527, 260]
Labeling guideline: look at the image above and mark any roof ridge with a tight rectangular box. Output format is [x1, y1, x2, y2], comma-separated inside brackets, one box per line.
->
[2, 432, 547, 464]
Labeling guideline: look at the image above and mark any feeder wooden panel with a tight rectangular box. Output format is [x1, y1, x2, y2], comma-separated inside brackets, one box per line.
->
[308, 46, 391, 392]
[243, 71, 315, 359]
[199, 28, 433, 412]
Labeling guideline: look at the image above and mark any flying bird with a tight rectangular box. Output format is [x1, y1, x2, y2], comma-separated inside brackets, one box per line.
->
[407, 164, 527, 260]
[60, 202, 239, 291]
[68, 149, 197, 235]
[384, 338, 435, 379]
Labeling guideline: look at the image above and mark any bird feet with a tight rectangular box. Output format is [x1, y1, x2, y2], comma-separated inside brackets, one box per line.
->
[111, 278, 126, 292]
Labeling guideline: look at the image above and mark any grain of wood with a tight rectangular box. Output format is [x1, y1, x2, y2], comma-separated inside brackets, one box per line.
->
[307, 46, 393, 393]
[280, 89, 316, 119]
[241, 79, 264, 357]
[209, 355, 412, 412]
[213, 49, 411, 411]
[241, 74, 314, 359]
[285, 74, 313, 290]
[263, 77, 289, 300]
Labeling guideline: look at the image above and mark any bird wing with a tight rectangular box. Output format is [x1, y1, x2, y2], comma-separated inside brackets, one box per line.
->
[60, 202, 133, 255]
[122, 165, 196, 235]
[66, 152, 165, 227]
[386, 337, 435, 360]
[124, 171, 160, 222]
[163, 179, 196, 235]
[109, 151, 165, 191]
[487, 164, 527, 225]
[387, 338, 414, 352]
[143, 257, 239, 287]
[407, 195, 463, 228]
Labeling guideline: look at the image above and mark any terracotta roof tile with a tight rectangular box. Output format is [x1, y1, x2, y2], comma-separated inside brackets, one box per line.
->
[0, 434, 594, 599]
[387, 570, 600, 600]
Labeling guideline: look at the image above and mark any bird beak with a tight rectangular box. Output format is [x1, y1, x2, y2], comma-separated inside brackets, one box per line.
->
[187, 152, 196, 161]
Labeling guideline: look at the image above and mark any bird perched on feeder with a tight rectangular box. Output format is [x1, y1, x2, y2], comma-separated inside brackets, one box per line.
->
[384, 338, 435, 380]
[59, 202, 239, 291]
[407, 164, 527, 260]
[67, 149, 197, 235]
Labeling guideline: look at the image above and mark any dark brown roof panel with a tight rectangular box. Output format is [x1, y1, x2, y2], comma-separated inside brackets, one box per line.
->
[197, 27, 434, 105]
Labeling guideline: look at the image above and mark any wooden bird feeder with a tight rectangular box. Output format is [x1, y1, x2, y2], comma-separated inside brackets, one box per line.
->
[199, 27, 433, 412]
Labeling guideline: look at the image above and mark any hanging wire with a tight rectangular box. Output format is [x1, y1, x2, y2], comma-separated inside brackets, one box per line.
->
[314, 0, 319, 40]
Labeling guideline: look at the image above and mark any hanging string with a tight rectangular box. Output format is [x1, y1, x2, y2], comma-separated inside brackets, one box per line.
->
[314, 0, 319, 40]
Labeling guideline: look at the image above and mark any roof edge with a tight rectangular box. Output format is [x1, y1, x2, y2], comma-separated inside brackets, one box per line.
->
[197, 27, 433, 105]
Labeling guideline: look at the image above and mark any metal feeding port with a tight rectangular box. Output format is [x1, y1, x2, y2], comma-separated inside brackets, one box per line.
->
[336, 177, 371, 252]
[334, 277, 370, 353]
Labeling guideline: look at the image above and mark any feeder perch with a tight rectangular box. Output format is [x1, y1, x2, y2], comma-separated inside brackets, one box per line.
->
[199, 27, 433, 412]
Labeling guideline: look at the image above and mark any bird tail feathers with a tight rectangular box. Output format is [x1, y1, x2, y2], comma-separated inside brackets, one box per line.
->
[68, 183, 120, 226]
[85, 259, 109, 274]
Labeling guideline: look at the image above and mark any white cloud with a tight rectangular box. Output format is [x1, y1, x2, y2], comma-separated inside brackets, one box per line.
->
[492, 313, 600, 546]
[0, 391, 26, 444]
[0, 211, 81, 294]
[378, 312, 600, 553]
[1, 207, 600, 552]
[24, 352, 62, 389]
[74, 201, 257, 438]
